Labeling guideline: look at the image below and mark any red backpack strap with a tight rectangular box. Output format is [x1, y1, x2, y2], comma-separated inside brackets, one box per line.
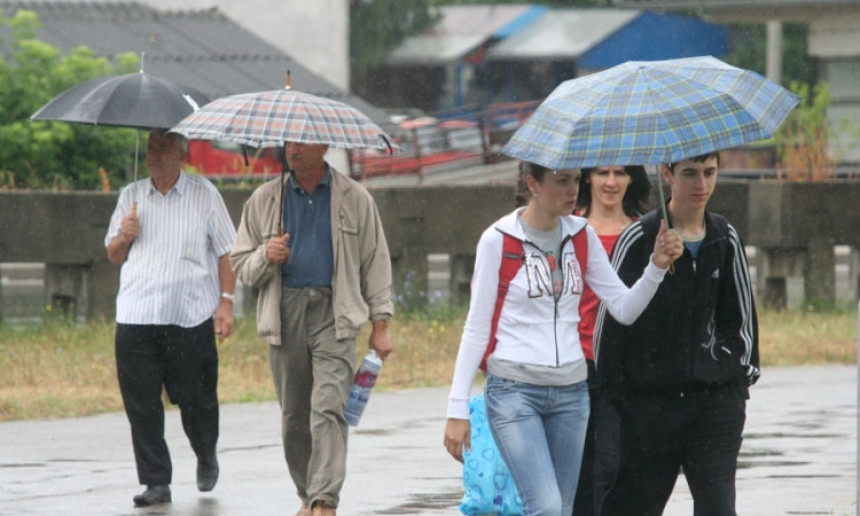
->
[480, 233, 522, 372]
[572, 227, 588, 279]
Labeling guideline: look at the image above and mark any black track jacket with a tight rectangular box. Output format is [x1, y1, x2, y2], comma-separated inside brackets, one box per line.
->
[594, 208, 760, 400]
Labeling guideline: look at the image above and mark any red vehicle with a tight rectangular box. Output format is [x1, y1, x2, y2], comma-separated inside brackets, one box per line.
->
[185, 140, 283, 180]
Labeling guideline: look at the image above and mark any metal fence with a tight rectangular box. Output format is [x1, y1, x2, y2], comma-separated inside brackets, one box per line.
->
[350, 101, 540, 179]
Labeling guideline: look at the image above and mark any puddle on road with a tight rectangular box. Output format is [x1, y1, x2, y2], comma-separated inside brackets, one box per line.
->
[1, 462, 45, 468]
[355, 428, 394, 436]
[737, 460, 808, 469]
[375, 489, 462, 514]
[744, 432, 842, 440]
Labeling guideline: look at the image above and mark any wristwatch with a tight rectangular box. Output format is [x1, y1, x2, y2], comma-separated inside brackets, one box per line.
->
[221, 292, 235, 303]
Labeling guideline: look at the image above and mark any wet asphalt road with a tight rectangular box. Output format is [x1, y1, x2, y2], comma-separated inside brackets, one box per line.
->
[0, 365, 856, 515]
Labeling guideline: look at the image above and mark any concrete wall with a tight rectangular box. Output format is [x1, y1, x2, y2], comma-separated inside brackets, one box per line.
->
[1, 180, 858, 321]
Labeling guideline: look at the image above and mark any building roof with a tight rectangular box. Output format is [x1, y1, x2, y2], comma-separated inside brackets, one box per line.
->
[387, 4, 727, 70]
[487, 8, 727, 68]
[386, 4, 547, 65]
[487, 9, 639, 61]
[0, 1, 390, 125]
[614, 0, 857, 6]
[611, 0, 860, 22]
[577, 10, 728, 69]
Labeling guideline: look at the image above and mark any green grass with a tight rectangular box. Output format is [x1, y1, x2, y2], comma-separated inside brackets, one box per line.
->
[0, 306, 855, 422]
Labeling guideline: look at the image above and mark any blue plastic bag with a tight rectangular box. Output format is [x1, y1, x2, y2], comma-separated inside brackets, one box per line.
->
[459, 393, 524, 515]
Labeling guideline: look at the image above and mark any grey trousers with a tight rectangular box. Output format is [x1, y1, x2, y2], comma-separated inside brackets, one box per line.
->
[270, 287, 355, 508]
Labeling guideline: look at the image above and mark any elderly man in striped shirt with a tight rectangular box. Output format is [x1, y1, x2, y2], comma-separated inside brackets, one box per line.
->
[105, 129, 237, 508]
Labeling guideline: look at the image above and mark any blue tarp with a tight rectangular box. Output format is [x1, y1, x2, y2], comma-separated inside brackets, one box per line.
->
[578, 11, 729, 69]
[493, 5, 548, 39]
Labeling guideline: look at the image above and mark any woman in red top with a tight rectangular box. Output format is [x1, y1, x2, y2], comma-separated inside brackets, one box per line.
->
[573, 165, 649, 516]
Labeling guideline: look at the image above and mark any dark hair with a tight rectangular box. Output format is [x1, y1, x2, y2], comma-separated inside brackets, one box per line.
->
[666, 151, 720, 172]
[514, 161, 553, 208]
[576, 165, 650, 217]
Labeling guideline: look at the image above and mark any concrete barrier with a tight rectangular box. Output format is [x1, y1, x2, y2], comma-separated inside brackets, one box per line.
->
[1, 180, 859, 322]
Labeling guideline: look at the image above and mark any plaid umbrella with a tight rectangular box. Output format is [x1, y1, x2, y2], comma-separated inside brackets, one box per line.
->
[502, 55, 800, 169]
[170, 88, 395, 151]
[171, 86, 396, 237]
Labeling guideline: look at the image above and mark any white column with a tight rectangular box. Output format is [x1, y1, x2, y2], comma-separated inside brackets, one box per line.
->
[766, 20, 783, 84]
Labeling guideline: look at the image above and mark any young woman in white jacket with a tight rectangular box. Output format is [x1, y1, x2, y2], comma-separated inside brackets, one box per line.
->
[443, 162, 682, 516]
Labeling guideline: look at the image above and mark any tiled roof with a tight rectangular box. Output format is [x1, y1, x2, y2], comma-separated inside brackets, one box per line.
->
[0, 1, 390, 125]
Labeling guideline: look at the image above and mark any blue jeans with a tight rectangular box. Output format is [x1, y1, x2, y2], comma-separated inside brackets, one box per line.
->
[484, 374, 590, 516]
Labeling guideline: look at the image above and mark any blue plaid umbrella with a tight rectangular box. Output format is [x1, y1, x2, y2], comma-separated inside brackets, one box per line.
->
[502, 56, 800, 169]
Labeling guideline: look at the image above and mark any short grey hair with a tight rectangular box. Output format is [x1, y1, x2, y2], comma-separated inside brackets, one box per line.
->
[150, 128, 188, 154]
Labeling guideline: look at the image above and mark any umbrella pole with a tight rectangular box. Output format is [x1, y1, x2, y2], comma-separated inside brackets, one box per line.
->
[278, 168, 285, 237]
[655, 164, 674, 274]
[131, 129, 140, 216]
[655, 164, 669, 227]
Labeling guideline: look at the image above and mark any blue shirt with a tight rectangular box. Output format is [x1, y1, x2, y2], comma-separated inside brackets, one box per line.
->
[281, 168, 333, 287]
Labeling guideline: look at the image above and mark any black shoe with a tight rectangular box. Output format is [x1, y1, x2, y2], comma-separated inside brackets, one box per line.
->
[197, 453, 219, 492]
[133, 485, 171, 507]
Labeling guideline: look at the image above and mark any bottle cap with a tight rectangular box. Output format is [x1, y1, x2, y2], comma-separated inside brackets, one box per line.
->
[366, 349, 383, 365]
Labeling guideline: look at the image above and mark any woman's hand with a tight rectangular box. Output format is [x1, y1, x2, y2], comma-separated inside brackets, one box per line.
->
[444, 418, 471, 463]
[651, 220, 683, 269]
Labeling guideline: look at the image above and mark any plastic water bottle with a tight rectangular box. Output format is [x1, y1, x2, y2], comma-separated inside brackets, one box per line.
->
[344, 350, 383, 426]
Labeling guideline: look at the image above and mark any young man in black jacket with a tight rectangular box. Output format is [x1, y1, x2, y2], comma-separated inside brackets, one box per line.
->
[594, 152, 760, 515]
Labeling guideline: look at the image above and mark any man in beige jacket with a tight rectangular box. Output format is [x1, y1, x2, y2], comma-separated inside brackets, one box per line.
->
[230, 141, 393, 516]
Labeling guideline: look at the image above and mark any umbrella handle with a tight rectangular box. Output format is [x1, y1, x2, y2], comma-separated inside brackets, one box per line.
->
[655, 164, 674, 275]
[131, 202, 137, 218]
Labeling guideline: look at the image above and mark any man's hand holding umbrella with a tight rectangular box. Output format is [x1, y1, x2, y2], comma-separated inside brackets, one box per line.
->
[106, 207, 141, 265]
[266, 233, 291, 264]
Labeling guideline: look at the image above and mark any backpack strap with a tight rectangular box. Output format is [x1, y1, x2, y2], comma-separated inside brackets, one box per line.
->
[572, 227, 588, 279]
[480, 233, 523, 372]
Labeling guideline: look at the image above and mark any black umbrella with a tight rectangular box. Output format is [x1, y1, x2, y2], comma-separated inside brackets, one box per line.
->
[31, 71, 209, 130]
[31, 68, 210, 208]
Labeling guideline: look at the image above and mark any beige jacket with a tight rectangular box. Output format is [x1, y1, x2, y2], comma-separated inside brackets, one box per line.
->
[230, 168, 393, 344]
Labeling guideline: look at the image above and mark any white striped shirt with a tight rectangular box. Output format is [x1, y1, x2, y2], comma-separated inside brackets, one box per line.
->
[105, 172, 237, 327]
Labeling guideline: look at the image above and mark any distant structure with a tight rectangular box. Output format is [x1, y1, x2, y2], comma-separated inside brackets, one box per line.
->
[371, 5, 728, 112]
[0, 0, 378, 187]
[613, 0, 860, 165]
[12, 0, 351, 92]
[136, 0, 351, 91]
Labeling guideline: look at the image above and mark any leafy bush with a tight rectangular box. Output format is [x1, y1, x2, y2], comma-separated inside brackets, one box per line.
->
[0, 10, 139, 190]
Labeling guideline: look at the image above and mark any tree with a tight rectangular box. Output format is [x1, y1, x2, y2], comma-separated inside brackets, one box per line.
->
[0, 10, 138, 190]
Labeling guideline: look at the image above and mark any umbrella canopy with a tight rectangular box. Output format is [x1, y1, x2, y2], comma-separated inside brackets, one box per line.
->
[501, 55, 800, 169]
[31, 71, 210, 130]
[170, 89, 396, 151]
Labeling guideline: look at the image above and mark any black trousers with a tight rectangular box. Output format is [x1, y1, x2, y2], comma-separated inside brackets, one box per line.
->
[574, 360, 621, 516]
[601, 382, 746, 516]
[115, 320, 219, 486]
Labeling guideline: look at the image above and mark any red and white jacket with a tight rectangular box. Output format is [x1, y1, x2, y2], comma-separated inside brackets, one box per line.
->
[447, 208, 667, 419]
